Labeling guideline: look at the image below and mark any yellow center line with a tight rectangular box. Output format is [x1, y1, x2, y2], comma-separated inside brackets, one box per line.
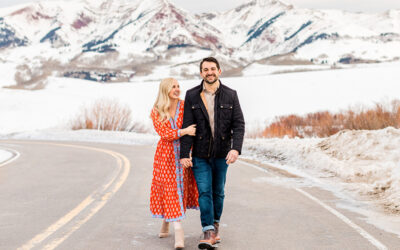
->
[11, 141, 131, 250]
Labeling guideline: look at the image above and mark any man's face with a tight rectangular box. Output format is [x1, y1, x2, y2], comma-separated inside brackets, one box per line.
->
[200, 61, 221, 85]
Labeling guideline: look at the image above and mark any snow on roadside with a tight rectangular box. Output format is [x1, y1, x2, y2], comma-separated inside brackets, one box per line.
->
[0, 129, 158, 146]
[243, 127, 400, 213]
[0, 149, 13, 164]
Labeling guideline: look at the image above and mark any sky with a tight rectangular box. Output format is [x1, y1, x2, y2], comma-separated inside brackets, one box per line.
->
[0, 0, 400, 13]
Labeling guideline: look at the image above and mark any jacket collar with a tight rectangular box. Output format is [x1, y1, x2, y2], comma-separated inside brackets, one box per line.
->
[199, 80, 224, 94]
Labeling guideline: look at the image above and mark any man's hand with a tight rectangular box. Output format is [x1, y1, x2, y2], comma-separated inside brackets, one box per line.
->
[226, 150, 239, 164]
[180, 158, 192, 168]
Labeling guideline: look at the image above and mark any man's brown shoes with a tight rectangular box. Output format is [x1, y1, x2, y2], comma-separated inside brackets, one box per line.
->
[214, 222, 221, 243]
[198, 229, 216, 249]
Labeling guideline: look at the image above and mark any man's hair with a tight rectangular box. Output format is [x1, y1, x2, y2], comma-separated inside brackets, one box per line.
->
[200, 57, 220, 72]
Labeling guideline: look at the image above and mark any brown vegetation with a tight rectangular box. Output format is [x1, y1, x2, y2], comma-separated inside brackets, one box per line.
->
[71, 98, 132, 131]
[262, 100, 400, 138]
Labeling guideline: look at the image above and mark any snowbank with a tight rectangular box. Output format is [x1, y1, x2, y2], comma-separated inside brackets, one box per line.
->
[0, 149, 13, 164]
[243, 127, 400, 212]
[0, 129, 158, 146]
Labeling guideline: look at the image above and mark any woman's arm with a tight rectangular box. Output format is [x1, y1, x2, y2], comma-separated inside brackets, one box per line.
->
[151, 108, 180, 141]
[151, 109, 195, 141]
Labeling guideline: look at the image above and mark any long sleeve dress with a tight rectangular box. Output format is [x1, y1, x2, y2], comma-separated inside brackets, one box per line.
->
[150, 100, 199, 222]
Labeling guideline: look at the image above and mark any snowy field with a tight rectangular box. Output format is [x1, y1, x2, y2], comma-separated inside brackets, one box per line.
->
[1, 61, 400, 134]
[1, 62, 400, 236]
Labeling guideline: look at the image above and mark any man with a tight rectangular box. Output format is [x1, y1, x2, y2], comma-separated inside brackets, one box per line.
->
[180, 57, 245, 249]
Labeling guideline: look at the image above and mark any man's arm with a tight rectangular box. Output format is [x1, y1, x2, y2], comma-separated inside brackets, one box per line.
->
[231, 90, 245, 155]
[180, 92, 195, 159]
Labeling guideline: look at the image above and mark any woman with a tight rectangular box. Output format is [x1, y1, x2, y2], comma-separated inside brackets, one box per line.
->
[150, 78, 199, 249]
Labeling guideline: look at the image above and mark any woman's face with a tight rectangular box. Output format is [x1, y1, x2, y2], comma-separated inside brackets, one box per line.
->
[168, 80, 180, 100]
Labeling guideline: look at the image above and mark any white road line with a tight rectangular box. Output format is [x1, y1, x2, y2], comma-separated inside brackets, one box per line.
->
[294, 188, 387, 250]
[14, 142, 131, 250]
[240, 160, 388, 250]
[239, 160, 269, 174]
[0, 147, 20, 168]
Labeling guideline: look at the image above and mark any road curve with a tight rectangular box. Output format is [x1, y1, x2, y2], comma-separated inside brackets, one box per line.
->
[0, 140, 399, 250]
[0, 147, 20, 168]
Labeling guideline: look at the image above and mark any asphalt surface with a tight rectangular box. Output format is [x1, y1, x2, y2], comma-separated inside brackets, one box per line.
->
[0, 140, 399, 250]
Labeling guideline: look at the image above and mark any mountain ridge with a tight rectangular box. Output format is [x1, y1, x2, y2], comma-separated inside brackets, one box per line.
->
[0, 0, 399, 85]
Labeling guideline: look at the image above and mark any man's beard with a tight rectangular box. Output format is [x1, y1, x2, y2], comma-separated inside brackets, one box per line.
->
[204, 75, 218, 84]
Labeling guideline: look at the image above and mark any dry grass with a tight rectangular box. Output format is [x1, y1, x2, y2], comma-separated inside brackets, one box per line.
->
[262, 100, 400, 138]
[71, 98, 132, 131]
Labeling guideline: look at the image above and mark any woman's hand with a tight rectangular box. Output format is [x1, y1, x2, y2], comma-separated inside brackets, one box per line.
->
[182, 124, 196, 136]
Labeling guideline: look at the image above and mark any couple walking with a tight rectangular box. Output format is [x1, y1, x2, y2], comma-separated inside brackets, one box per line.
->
[150, 57, 245, 249]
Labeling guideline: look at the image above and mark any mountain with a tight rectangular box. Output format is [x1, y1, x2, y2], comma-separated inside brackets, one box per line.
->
[0, 0, 399, 85]
[202, 0, 400, 63]
[0, 17, 28, 48]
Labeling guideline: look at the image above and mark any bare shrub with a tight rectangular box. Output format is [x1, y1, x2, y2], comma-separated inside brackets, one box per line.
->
[262, 99, 400, 138]
[262, 114, 303, 138]
[71, 98, 132, 131]
[344, 103, 398, 130]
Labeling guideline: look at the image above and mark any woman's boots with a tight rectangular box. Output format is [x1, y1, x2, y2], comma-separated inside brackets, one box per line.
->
[158, 220, 169, 238]
[159, 220, 184, 249]
[174, 228, 184, 249]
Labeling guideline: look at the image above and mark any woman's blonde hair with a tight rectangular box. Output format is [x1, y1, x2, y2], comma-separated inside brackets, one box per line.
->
[153, 78, 177, 121]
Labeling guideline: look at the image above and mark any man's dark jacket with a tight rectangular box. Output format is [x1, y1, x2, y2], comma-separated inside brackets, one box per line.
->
[180, 81, 245, 159]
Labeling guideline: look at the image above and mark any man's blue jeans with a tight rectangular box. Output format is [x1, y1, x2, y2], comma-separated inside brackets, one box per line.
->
[192, 157, 229, 232]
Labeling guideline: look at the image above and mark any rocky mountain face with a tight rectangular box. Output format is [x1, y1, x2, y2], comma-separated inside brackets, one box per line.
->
[0, 0, 399, 85]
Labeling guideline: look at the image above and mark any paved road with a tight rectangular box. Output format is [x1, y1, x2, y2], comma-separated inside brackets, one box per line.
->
[0, 140, 399, 250]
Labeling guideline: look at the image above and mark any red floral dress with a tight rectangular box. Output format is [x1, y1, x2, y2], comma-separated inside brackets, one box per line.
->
[150, 100, 199, 222]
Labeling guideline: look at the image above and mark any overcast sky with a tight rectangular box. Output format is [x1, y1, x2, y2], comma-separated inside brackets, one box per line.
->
[1, 0, 400, 13]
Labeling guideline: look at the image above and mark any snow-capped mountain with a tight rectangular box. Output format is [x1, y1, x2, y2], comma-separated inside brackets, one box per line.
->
[0, 0, 228, 54]
[0, 0, 399, 85]
[0, 17, 28, 48]
[203, 0, 400, 63]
